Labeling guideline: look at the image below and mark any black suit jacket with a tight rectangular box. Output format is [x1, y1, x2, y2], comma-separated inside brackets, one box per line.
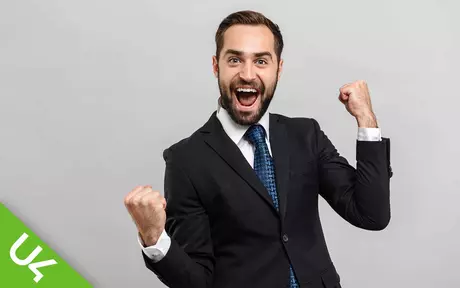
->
[143, 112, 392, 288]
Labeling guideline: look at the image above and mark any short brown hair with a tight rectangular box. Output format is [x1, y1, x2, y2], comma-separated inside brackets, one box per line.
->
[215, 10, 284, 62]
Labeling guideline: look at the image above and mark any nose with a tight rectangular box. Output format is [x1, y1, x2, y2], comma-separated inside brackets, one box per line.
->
[239, 63, 256, 82]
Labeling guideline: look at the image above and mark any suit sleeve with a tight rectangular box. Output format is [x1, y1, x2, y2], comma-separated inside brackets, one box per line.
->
[312, 118, 392, 230]
[142, 147, 215, 287]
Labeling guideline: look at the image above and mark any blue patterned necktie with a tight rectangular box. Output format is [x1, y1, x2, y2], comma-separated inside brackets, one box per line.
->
[244, 124, 299, 288]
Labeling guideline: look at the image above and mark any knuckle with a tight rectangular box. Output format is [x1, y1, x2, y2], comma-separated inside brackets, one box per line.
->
[126, 196, 137, 206]
[140, 196, 151, 207]
[133, 196, 142, 206]
[150, 197, 160, 207]
[153, 192, 163, 200]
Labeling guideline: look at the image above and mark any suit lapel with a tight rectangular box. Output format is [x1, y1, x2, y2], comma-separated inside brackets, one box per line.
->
[269, 113, 290, 223]
[200, 113, 277, 211]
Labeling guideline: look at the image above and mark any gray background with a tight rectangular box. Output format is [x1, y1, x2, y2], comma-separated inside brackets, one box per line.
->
[1, 0, 459, 287]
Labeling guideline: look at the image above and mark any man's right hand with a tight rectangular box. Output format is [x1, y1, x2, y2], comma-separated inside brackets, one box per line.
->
[124, 185, 166, 247]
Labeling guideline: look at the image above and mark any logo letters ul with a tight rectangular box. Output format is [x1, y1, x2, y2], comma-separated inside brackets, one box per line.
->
[10, 233, 58, 283]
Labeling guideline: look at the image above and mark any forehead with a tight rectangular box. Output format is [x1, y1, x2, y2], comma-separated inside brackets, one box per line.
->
[222, 24, 276, 55]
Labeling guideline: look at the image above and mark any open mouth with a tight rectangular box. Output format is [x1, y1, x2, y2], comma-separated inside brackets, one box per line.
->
[234, 87, 260, 108]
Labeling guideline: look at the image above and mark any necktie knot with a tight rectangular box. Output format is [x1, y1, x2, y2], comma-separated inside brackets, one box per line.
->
[244, 124, 266, 146]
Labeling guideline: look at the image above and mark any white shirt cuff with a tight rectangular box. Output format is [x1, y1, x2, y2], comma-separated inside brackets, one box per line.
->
[138, 230, 171, 262]
[357, 127, 381, 141]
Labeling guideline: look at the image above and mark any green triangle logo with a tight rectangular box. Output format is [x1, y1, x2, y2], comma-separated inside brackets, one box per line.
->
[0, 203, 93, 287]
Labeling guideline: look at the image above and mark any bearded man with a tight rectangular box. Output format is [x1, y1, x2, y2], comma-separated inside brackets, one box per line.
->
[124, 10, 393, 288]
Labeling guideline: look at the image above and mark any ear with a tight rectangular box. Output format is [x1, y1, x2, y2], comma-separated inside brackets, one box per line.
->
[212, 56, 219, 78]
[277, 59, 284, 80]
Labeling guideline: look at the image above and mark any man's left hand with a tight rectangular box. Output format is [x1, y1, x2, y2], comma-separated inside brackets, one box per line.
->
[338, 80, 378, 128]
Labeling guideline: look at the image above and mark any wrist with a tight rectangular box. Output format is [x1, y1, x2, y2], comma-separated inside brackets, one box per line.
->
[139, 229, 162, 247]
[356, 113, 378, 128]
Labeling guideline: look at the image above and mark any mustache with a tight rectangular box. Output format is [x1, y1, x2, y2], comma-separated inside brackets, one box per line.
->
[230, 80, 264, 92]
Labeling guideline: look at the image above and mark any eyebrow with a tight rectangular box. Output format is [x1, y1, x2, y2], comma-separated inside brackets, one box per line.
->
[224, 49, 273, 60]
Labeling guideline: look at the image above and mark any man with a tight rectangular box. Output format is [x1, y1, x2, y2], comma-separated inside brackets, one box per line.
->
[124, 10, 392, 288]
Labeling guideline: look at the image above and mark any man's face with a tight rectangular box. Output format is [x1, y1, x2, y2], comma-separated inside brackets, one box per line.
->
[213, 24, 283, 126]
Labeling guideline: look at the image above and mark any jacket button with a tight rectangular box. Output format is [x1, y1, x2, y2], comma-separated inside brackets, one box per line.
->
[282, 234, 289, 242]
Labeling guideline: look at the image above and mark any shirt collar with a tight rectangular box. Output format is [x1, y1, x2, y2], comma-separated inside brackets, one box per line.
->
[216, 101, 270, 145]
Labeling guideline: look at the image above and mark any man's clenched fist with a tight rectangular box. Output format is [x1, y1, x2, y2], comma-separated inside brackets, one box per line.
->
[124, 185, 166, 247]
[338, 80, 378, 128]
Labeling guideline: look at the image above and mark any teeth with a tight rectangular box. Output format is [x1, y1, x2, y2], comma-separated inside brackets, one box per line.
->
[236, 88, 257, 93]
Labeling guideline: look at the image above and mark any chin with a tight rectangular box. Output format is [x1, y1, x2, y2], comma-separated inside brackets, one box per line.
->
[231, 106, 262, 126]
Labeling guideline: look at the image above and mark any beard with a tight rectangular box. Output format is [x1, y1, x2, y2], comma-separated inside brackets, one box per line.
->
[217, 72, 278, 126]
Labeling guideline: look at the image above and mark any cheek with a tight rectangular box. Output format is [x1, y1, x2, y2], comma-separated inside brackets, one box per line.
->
[259, 73, 277, 87]
[224, 74, 241, 88]
[219, 77, 233, 92]
[258, 66, 277, 78]
[219, 68, 233, 79]
[219, 64, 238, 75]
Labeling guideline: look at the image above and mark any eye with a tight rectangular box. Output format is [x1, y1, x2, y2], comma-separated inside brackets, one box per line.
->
[256, 59, 268, 65]
[228, 57, 241, 64]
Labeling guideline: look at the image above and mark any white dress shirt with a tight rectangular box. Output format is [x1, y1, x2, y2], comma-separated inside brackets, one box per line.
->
[138, 106, 382, 262]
